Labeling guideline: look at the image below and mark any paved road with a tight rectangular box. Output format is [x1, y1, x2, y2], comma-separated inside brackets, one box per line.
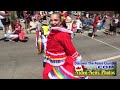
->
[0, 27, 120, 79]
[77, 31, 120, 79]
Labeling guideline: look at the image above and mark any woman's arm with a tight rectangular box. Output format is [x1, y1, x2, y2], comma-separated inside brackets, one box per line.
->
[59, 33, 82, 62]
[0, 12, 9, 17]
[9, 25, 16, 34]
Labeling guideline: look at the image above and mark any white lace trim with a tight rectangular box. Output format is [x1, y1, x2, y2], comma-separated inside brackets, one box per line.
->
[48, 72, 59, 79]
[47, 60, 65, 66]
[51, 27, 73, 34]
[46, 51, 65, 56]
[75, 55, 82, 62]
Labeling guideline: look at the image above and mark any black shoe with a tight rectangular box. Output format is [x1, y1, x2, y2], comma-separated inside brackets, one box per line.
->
[4, 37, 9, 42]
[43, 62, 46, 68]
[94, 34, 98, 37]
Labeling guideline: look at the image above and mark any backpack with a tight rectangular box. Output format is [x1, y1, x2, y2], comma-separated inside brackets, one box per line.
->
[19, 31, 25, 40]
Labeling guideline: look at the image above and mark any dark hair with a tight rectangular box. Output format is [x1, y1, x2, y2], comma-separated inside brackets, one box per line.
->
[51, 12, 68, 28]
[61, 20, 67, 28]
[51, 12, 62, 21]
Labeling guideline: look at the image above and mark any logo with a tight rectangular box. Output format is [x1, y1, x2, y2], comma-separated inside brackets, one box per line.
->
[74, 61, 117, 76]
[74, 61, 85, 71]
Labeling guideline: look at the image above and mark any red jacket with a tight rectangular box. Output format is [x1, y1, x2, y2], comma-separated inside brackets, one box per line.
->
[93, 16, 99, 28]
[46, 29, 80, 66]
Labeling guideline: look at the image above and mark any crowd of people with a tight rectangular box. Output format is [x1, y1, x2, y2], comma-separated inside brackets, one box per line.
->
[0, 11, 120, 79]
[0, 11, 29, 42]
[1, 11, 119, 41]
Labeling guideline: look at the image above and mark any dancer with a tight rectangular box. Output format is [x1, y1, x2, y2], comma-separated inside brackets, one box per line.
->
[43, 12, 88, 79]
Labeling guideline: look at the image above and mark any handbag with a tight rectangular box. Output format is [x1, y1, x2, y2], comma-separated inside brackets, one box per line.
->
[19, 31, 25, 40]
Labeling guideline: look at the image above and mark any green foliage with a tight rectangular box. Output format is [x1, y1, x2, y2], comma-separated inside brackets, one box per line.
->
[9, 11, 17, 21]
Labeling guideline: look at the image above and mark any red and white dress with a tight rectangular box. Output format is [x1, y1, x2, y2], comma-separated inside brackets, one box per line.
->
[43, 27, 89, 79]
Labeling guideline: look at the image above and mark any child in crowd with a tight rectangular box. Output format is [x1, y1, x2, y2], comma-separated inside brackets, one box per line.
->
[41, 20, 50, 37]
[71, 20, 77, 36]
[15, 19, 24, 35]
[6, 23, 19, 42]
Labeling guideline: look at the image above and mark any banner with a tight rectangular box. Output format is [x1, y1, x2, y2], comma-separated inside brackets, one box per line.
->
[74, 61, 117, 76]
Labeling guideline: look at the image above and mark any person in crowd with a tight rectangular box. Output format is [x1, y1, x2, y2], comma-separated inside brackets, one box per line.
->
[76, 16, 83, 33]
[23, 11, 32, 33]
[6, 22, 19, 42]
[14, 19, 24, 34]
[0, 11, 10, 38]
[104, 13, 111, 34]
[35, 12, 43, 54]
[65, 14, 72, 30]
[91, 14, 100, 38]
[41, 20, 50, 37]
[113, 15, 119, 36]
[109, 16, 116, 35]
[16, 11, 23, 19]
[71, 20, 77, 36]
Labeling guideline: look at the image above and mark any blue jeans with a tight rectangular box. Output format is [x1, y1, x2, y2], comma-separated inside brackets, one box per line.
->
[100, 21, 104, 29]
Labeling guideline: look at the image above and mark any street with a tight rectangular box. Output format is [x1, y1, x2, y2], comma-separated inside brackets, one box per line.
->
[0, 28, 120, 79]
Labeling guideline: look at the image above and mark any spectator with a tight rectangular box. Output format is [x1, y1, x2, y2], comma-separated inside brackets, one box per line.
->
[14, 19, 24, 35]
[109, 16, 116, 35]
[0, 11, 10, 38]
[104, 14, 111, 34]
[6, 23, 19, 42]
[41, 20, 50, 37]
[71, 20, 77, 36]
[23, 11, 32, 33]
[76, 17, 83, 33]
[91, 14, 100, 38]
[65, 14, 72, 30]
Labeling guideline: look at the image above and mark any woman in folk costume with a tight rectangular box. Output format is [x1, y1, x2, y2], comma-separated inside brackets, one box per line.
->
[43, 12, 89, 79]
[35, 30, 44, 54]
[35, 12, 43, 54]
[65, 14, 72, 30]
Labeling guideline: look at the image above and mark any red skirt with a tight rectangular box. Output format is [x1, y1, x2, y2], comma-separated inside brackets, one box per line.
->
[43, 56, 89, 79]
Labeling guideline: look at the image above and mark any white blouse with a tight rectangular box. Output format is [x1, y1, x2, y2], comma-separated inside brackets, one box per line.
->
[0, 11, 5, 19]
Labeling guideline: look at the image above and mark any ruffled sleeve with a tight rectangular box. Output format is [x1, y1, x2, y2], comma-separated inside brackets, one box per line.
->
[58, 32, 82, 61]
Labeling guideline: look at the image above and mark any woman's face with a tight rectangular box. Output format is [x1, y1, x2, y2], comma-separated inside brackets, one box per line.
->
[50, 14, 61, 27]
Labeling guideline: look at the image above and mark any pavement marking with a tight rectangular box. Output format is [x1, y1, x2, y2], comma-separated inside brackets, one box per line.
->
[82, 33, 120, 62]
[94, 54, 120, 62]
[82, 34, 120, 51]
